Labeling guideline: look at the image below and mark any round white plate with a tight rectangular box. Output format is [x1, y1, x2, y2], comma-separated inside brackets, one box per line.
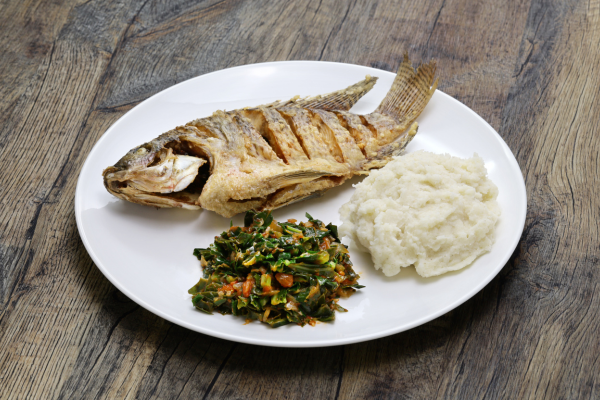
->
[75, 61, 527, 347]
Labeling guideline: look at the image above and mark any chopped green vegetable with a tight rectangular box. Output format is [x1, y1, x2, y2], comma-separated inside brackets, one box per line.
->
[189, 210, 364, 327]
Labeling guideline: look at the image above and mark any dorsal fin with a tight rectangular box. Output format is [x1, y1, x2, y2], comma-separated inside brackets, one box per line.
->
[254, 75, 378, 111]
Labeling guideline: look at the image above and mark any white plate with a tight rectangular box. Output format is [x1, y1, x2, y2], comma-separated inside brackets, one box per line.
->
[75, 61, 527, 347]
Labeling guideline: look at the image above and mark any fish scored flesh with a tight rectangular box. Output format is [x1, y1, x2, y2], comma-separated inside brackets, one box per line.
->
[103, 55, 438, 217]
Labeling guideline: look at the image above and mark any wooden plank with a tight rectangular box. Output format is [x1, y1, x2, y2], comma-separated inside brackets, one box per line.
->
[95, 0, 351, 109]
[0, 0, 83, 313]
[341, 314, 457, 399]
[0, 0, 80, 131]
[134, 331, 233, 400]
[203, 345, 343, 400]
[0, 0, 193, 398]
[494, 0, 600, 398]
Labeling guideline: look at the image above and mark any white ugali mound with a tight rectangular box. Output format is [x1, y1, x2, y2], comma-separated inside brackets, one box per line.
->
[339, 151, 501, 278]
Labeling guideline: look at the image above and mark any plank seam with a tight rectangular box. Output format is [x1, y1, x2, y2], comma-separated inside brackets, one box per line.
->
[98, 0, 153, 87]
[317, 0, 354, 61]
[201, 343, 237, 400]
[116, 328, 156, 399]
[133, 0, 231, 40]
[138, 323, 177, 398]
[425, 0, 447, 49]
[83, 306, 140, 385]
[96, 99, 142, 113]
[6, 41, 56, 160]
[334, 346, 345, 400]
[175, 337, 220, 399]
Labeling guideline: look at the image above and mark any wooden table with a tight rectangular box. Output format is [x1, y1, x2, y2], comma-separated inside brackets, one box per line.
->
[1, 0, 598, 398]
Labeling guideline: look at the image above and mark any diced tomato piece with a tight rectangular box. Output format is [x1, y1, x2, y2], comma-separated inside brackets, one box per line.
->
[221, 284, 234, 292]
[275, 273, 294, 288]
[243, 279, 254, 297]
[262, 285, 272, 293]
[319, 237, 331, 250]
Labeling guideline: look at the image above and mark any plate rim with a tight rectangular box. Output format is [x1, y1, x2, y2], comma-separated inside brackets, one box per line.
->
[75, 60, 527, 347]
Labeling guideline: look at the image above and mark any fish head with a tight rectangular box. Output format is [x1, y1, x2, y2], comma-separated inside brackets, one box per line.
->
[102, 130, 208, 209]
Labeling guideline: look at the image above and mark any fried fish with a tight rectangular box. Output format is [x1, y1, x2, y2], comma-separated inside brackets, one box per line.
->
[102, 55, 438, 217]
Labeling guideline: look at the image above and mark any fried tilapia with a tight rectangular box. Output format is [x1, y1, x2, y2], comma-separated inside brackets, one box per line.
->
[103, 55, 438, 217]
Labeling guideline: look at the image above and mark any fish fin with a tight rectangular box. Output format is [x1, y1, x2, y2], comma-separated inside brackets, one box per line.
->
[258, 75, 378, 111]
[260, 176, 348, 211]
[362, 122, 419, 169]
[292, 75, 378, 110]
[375, 54, 438, 121]
[269, 169, 332, 186]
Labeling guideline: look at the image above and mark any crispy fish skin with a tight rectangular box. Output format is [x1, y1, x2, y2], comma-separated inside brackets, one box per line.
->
[103, 55, 438, 217]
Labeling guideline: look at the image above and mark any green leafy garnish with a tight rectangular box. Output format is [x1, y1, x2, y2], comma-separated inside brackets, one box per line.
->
[189, 211, 364, 327]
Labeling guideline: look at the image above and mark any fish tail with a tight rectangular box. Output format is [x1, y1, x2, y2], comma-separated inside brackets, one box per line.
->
[375, 54, 438, 121]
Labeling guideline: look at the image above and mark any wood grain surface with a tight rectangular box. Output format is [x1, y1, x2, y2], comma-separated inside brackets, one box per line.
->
[1, 0, 599, 398]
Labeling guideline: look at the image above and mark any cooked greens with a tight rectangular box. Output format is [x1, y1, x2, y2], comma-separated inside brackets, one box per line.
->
[188, 211, 364, 327]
